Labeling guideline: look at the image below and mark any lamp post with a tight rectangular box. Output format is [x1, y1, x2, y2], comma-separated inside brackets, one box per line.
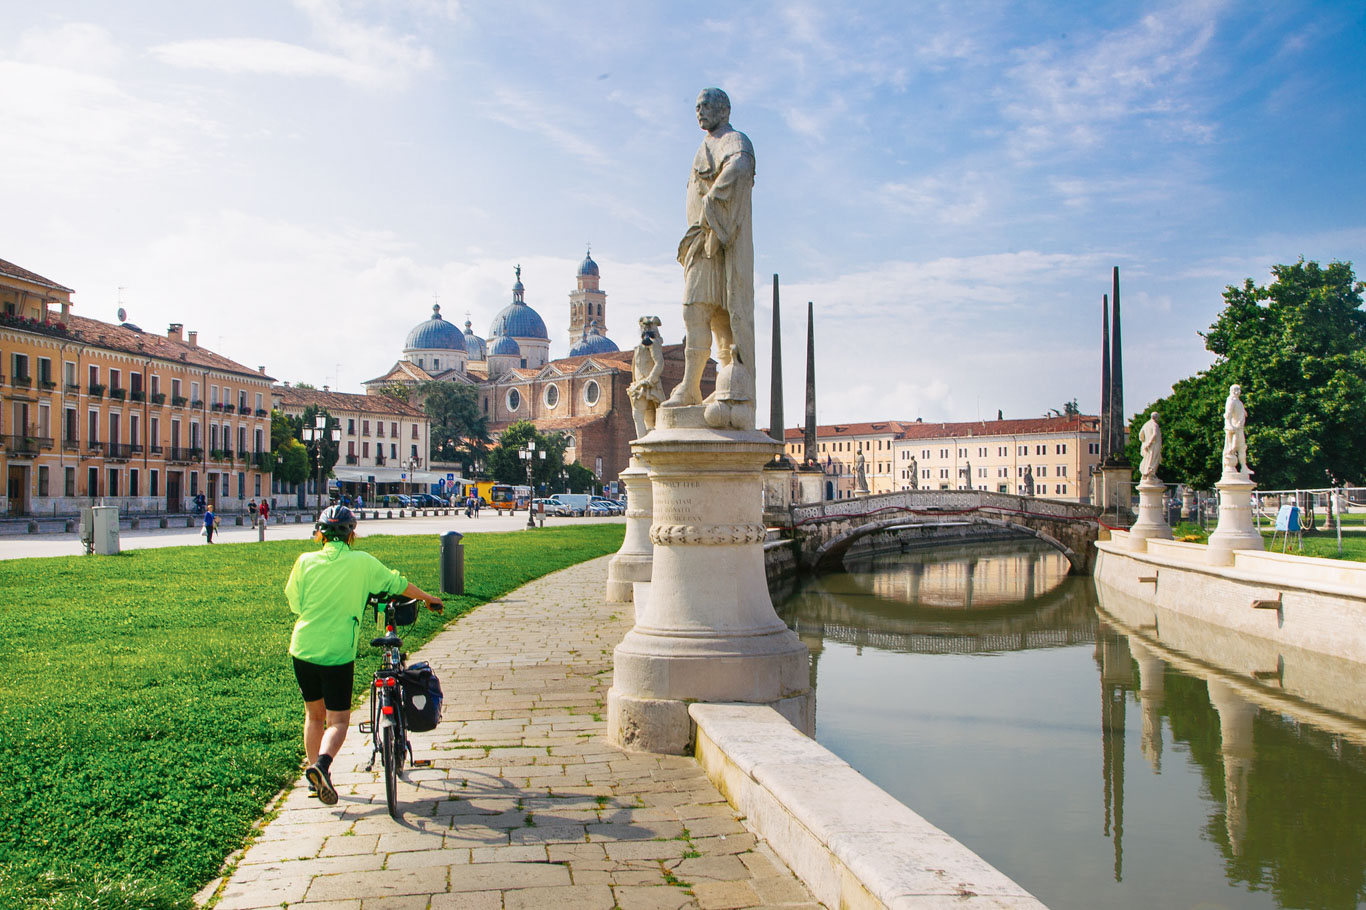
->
[519, 439, 545, 529]
[407, 455, 419, 504]
[301, 414, 340, 516]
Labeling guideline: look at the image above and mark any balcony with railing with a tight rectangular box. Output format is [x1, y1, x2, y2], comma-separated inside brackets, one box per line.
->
[87, 440, 104, 455]
[11, 373, 32, 390]
[105, 442, 134, 461]
[63, 436, 80, 453]
[167, 446, 193, 463]
[2, 434, 52, 455]
[253, 452, 273, 471]
[345, 454, 359, 465]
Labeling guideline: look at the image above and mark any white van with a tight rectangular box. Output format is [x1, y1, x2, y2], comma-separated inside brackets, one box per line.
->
[551, 493, 592, 516]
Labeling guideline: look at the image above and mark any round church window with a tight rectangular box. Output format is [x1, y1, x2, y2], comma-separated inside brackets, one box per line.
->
[507, 389, 521, 412]
[584, 380, 600, 406]
[544, 384, 560, 409]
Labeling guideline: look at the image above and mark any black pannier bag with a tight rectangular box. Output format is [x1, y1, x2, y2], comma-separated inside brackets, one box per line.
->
[398, 661, 443, 732]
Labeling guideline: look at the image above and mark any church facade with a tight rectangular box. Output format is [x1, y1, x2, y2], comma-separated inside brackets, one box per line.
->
[364, 252, 710, 485]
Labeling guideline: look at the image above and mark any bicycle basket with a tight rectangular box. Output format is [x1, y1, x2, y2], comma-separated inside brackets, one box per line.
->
[398, 661, 443, 732]
[389, 597, 419, 626]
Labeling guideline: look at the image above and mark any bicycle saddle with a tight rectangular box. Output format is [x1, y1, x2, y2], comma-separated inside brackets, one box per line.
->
[370, 634, 402, 648]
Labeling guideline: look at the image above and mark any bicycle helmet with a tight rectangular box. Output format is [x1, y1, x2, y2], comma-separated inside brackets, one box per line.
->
[315, 504, 357, 540]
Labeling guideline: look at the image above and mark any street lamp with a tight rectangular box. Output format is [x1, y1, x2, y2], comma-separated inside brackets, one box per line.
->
[301, 414, 340, 515]
[407, 455, 420, 504]
[519, 439, 545, 529]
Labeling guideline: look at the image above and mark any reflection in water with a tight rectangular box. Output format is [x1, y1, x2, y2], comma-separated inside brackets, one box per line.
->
[779, 542, 1366, 910]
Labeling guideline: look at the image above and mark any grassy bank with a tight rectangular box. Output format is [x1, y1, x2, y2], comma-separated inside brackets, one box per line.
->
[0, 524, 623, 909]
[1169, 522, 1366, 561]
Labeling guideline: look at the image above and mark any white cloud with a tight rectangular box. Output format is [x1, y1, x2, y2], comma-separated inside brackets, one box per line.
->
[481, 87, 615, 168]
[15, 22, 124, 71]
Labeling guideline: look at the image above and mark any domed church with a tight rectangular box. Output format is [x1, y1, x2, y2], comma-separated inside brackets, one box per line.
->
[364, 253, 710, 485]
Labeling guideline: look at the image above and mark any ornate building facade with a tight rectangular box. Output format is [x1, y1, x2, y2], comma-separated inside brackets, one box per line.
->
[365, 253, 708, 485]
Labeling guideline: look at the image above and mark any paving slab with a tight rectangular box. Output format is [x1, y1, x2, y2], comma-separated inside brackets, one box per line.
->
[201, 555, 822, 908]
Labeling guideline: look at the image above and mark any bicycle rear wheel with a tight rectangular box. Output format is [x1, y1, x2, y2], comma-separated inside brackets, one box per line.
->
[382, 725, 400, 818]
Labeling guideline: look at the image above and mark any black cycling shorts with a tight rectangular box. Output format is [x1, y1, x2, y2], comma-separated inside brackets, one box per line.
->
[293, 657, 354, 712]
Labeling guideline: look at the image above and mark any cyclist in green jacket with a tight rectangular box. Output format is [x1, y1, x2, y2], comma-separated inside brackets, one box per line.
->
[285, 505, 443, 804]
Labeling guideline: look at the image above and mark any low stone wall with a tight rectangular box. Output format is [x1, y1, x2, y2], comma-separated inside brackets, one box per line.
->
[1096, 532, 1366, 664]
[691, 703, 1047, 909]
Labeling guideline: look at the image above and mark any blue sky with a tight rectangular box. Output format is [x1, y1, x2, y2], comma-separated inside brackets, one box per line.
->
[2, 0, 1363, 425]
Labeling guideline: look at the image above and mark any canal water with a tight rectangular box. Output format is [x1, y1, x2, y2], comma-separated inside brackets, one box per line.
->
[775, 539, 1366, 910]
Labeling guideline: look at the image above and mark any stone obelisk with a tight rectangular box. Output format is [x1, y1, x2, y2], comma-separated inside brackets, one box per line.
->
[607, 88, 812, 754]
[795, 300, 824, 503]
[763, 275, 795, 519]
[1099, 268, 1132, 522]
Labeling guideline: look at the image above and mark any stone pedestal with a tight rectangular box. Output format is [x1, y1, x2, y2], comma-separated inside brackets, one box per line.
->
[1206, 473, 1264, 566]
[608, 406, 814, 754]
[795, 469, 825, 505]
[1127, 478, 1173, 550]
[761, 462, 794, 523]
[1180, 487, 1195, 521]
[1098, 464, 1134, 524]
[606, 457, 654, 603]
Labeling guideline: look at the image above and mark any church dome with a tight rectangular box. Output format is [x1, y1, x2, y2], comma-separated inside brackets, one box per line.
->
[463, 319, 487, 360]
[569, 320, 619, 357]
[488, 334, 521, 357]
[577, 249, 599, 278]
[404, 304, 465, 350]
[488, 265, 548, 341]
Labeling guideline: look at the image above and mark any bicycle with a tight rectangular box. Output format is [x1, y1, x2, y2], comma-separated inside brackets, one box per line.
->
[358, 592, 434, 818]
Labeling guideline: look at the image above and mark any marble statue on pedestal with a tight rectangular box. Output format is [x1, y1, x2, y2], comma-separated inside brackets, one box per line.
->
[1139, 412, 1163, 482]
[1222, 384, 1249, 476]
[662, 87, 757, 431]
[854, 447, 869, 494]
[628, 316, 665, 440]
[1023, 464, 1035, 496]
[909, 455, 919, 490]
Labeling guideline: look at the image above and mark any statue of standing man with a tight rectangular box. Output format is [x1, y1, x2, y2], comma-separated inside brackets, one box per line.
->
[1222, 384, 1249, 476]
[628, 316, 665, 440]
[1139, 412, 1163, 482]
[663, 87, 757, 430]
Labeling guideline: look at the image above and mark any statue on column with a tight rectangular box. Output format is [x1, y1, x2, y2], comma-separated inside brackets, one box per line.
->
[1222, 384, 1250, 476]
[1023, 464, 1035, 496]
[909, 455, 919, 490]
[628, 316, 665, 440]
[662, 87, 757, 430]
[1139, 412, 1163, 482]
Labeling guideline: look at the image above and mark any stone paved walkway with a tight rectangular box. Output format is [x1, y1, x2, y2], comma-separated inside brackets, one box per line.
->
[206, 556, 822, 910]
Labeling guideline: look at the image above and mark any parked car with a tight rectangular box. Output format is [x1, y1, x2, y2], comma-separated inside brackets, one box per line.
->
[411, 493, 445, 507]
[591, 497, 625, 516]
[391, 494, 413, 507]
[532, 498, 570, 517]
[550, 493, 591, 516]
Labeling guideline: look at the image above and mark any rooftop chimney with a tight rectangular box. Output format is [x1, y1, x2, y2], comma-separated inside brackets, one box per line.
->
[168, 323, 183, 342]
[258, 366, 266, 374]
[323, 385, 330, 392]
[187, 331, 198, 347]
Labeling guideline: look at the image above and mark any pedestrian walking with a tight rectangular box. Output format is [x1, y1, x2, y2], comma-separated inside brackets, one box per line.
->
[248, 499, 259, 528]
[259, 499, 270, 530]
[203, 506, 218, 543]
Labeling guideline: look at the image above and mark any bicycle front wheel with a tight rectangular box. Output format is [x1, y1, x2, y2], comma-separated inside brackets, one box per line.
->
[382, 725, 400, 818]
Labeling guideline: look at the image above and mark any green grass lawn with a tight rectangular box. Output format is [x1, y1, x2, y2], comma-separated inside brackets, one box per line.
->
[1168, 522, 1366, 561]
[0, 524, 623, 909]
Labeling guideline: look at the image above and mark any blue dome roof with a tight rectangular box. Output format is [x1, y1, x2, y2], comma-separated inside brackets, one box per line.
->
[404, 304, 466, 351]
[463, 320, 487, 359]
[578, 249, 599, 278]
[488, 334, 521, 357]
[488, 265, 548, 340]
[569, 322, 619, 357]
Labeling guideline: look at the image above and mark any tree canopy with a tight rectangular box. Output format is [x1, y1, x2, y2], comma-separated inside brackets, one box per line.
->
[484, 421, 598, 493]
[416, 381, 488, 473]
[1126, 259, 1366, 489]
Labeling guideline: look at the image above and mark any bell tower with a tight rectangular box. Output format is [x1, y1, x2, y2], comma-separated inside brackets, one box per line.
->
[568, 247, 607, 346]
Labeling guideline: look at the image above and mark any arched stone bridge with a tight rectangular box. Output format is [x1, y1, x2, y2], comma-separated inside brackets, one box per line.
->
[787, 489, 1103, 575]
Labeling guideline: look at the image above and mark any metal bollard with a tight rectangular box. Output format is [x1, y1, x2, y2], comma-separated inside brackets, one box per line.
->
[440, 530, 465, 595]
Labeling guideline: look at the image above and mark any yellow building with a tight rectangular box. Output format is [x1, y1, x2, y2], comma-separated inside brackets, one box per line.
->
[1, 257, 274, 516]
[779, 415, 1101, 503]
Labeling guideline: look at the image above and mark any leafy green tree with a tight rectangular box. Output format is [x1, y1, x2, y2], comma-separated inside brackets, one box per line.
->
[416, 381, 488, 471]
[486, 421, 569, 492]
[1127, 259, 1366, 489]
[1062, 398, 1080, 416]
[270, 408, 298, 451]
[565, 461, 598, 494]
[373, 381, 414, 404]
[275, 437, 310, 486]
[298, 405, 341, 480]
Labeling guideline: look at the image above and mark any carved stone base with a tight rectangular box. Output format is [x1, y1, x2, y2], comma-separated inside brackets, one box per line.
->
[1098, 465, 1135, 524]
[607, 407, 813, 754]
[796, 468, 825, 505]
[1180, 487, 1195, 520]
[1127, 478, 1174, 550]
[606, 457, 653, 603]
[1206, 473, 1264, 566]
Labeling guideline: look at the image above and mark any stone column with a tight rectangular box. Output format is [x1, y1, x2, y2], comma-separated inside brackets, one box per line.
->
[1206, 473, 1263, 565]
[1180, 486, 1195, 520]
[1098, 464, 1134, 525]
[608, 406, 813, 754]
[795, 468, 825, 504]
[1127, 478, 1173, 550]
[1130, 638, 1165, 772]
[605, 457, 653, 603]
[762, 461, 794, 524]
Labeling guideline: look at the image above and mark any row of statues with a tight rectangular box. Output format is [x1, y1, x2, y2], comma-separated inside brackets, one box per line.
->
[1138, 384, 1249, 484]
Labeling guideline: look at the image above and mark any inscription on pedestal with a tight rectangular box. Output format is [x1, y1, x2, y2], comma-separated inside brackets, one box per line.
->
[655, 481, 704, 524]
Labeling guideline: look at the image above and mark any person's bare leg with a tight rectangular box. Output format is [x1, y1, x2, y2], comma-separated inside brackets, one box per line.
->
[303, 699, 327, 765]
[319, 709, 351, 759]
